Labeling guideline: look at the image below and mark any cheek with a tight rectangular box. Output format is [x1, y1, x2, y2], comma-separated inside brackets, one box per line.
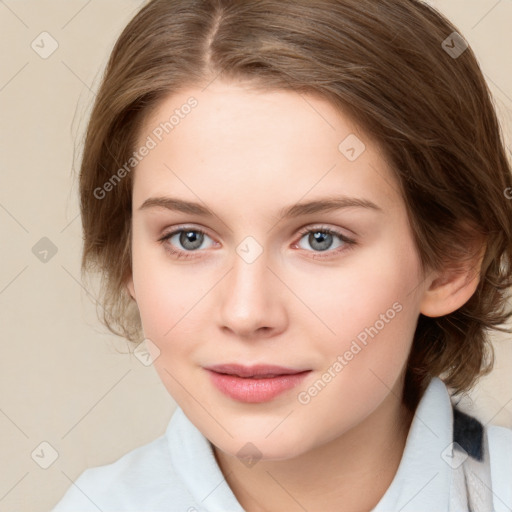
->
[132, 252, 206, 400]
[288, 248, 421, 445]
[293, 232, 422, 355]
[131, 238, 191, 342]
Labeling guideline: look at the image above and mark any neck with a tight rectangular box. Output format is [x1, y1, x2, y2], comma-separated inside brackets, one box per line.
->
[213, 379, 415, 512]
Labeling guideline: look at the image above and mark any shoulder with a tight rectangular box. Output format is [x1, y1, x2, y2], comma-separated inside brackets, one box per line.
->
[487, 424, 512, 511]
[50, 426, 194, 511]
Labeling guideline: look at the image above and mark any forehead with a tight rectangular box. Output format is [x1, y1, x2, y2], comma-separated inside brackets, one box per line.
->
[132, 80, 401, 216]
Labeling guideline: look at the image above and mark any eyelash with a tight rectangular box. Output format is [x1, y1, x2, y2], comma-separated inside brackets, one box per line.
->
[157, 224, 357, 261]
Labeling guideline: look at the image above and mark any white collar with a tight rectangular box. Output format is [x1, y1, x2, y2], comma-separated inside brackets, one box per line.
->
[166, 377, 454, 511]
[166, 407, 245, 511]
[372, 376, 454, 511]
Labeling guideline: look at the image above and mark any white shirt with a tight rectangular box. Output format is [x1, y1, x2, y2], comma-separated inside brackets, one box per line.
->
[50, 377, 512, 512]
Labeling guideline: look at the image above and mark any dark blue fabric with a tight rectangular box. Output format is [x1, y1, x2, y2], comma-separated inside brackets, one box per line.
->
[453, 406, 484, 461]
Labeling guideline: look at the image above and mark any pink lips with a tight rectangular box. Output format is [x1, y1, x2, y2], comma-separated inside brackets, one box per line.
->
[205, 364, 311, 403]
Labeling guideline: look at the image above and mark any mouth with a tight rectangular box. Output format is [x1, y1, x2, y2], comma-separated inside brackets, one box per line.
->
[204, 364, 312, 403]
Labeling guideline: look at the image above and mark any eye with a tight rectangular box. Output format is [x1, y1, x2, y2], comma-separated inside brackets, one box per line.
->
[158, 224, 356, 261]
[158, 226, 216, 260]
[293, 225, 356, 259]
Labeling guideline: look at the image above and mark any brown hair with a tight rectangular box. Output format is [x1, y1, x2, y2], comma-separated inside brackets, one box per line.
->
[79, 0, 512, 410]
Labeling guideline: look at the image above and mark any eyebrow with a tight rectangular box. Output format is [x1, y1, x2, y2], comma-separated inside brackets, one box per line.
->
[138, 195, 382, 218]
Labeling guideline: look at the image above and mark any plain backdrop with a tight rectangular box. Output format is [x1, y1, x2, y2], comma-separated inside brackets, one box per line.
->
[0, 1, 511, 511]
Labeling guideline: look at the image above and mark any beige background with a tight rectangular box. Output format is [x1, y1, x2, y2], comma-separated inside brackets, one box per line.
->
[0, 1, 511, 511]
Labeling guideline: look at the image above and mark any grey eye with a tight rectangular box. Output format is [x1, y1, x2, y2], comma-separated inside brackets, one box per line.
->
[297, 230, 345, 252]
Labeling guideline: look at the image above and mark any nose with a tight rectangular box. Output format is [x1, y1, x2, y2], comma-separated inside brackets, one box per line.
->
[217, 249, 287, 339]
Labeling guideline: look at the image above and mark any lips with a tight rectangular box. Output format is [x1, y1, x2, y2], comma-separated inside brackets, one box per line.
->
[205, 363, 312, 403]
[205, 363, 308, 378]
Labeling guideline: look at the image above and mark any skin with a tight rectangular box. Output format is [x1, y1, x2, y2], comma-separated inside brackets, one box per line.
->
[126, 79, 482, 512]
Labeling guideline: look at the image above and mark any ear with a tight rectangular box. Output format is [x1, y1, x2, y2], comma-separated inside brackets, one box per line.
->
[420, 242, 486, 318]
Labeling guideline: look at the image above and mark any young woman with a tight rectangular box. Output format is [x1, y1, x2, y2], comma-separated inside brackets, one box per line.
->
[51, 1, 512, 510]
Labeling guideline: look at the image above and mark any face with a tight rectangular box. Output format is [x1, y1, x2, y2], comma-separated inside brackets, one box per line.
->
[127, 79, 427, 461]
